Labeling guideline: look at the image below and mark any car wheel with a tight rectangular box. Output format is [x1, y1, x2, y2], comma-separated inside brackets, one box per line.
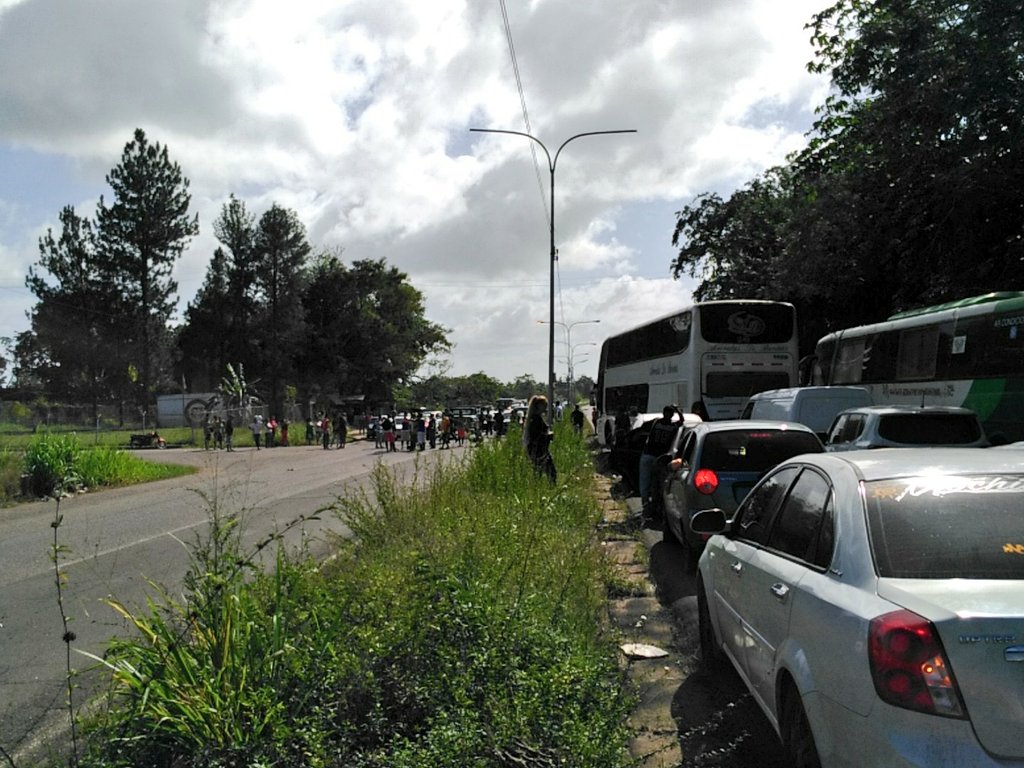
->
[781, 685, 822, 768]
[696, 576, 724, 669]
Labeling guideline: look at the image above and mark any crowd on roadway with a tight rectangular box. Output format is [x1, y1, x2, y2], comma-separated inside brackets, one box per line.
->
[368, 407, 514, 453]
[198, 399, 591, 455]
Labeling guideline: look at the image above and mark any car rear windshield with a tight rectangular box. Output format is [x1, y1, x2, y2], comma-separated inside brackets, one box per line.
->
[876, 413, 982, 444]
[865, 475, 1024, 579]
[700, 430, 822, 472]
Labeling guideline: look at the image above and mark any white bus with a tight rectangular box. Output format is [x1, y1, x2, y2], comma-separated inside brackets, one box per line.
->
[811, 291, 1024, 443]
[594, 300, 799, 445]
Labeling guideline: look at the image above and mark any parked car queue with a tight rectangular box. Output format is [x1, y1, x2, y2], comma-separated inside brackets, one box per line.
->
[605, 391, 1021, 767]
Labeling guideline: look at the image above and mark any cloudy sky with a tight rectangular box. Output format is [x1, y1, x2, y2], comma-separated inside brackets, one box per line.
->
[0, 0, 830, 385]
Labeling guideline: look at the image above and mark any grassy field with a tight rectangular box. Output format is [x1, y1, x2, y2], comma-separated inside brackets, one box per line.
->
[0, 425, 202, 451]
[62, 421, 634, 767]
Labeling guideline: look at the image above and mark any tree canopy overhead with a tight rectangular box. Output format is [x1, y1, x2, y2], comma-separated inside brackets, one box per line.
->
[671, 0, 1024, 351]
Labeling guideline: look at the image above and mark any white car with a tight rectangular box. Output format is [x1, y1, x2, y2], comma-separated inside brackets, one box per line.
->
[691, 448, 1024, 767]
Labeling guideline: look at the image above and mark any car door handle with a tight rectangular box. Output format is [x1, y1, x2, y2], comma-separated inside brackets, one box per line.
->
[770, 583, 789, 601]
[730, 562, 742, 575]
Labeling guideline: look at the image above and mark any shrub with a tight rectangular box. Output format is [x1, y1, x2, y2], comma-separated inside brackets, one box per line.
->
[23, 432, 83, 498]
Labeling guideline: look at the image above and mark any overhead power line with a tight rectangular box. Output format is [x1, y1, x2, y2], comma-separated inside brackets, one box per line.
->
[498, 0, 550, 229]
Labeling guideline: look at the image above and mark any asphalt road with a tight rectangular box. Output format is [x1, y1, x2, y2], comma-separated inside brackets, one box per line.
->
[0, 437, 462, 761]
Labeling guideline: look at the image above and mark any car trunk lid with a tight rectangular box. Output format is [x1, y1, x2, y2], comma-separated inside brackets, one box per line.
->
[878, 579, 1024, 758]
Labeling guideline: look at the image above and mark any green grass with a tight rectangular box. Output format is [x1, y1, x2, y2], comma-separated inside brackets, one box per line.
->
[0, 425, 201, 451]
[73, 422, 634, 767]
[1, 431, 195, 503]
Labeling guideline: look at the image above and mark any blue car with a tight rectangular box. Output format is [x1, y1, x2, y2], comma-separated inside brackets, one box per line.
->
[661, 420, 823, 565]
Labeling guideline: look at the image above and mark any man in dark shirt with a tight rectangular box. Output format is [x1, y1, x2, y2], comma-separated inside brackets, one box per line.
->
[638, 405, 681, 515]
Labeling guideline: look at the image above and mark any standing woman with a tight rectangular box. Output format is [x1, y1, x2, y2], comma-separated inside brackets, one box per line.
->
[523, 395, 556, 483]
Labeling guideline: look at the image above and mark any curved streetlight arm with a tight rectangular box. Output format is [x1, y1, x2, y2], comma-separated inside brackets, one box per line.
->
[471, 127, 635, 419]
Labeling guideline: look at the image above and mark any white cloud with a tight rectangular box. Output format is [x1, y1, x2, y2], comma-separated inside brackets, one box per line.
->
[0, 0, 828, 383]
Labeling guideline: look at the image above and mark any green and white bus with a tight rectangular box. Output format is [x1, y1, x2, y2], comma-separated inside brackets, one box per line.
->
[594, 300, 799, 445]
[811, 292, 1024, 443]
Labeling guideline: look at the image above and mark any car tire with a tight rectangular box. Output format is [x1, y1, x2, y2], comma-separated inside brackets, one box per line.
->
[781, 685, 822, 768]
[696, 576, 725, 669]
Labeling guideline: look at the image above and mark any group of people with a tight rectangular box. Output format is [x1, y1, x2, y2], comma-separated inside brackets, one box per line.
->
[372, 411, 474, 453]
[247, 414, 292, 449]
[199, 398, 577, 490]
[305, 412, 349, 449]
[202, 415, 235, 451]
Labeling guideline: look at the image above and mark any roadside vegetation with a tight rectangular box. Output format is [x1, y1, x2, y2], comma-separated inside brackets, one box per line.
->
[0, 431, 194, 504]
[65, 422, 633, 767]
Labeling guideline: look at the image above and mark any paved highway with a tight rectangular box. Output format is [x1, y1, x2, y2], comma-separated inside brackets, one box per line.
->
[0, 438, 461, 761]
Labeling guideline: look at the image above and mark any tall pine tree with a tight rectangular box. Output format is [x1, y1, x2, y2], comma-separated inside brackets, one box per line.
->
[96, 128, 198, 408]
[253, 204, 310, 414]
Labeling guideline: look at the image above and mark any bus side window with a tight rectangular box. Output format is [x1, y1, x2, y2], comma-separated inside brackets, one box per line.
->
[862, 331, 897, 382]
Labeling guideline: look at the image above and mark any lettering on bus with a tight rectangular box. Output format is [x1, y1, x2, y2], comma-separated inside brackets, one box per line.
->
[727, 311, 766, 341]
[993, 315, 1024, 329]
[649, 361, 680, 376]
[880, 383, 955, 399]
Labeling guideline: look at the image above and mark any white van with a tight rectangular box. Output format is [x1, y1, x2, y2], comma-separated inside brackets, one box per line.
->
[740, 386, 872, 440]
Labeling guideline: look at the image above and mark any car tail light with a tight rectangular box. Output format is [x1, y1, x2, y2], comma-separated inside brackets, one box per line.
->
[693, 468, 718, 495]
[868, 610, 966, 718]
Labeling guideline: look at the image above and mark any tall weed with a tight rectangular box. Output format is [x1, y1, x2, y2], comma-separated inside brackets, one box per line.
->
[23, 432, 82, 497]
[78, 422, 633, 767]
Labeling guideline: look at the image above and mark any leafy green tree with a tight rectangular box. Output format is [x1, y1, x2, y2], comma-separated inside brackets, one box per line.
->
[507, 373, 544, 401]
[671, 0, 1024, 349]
[794, 0, 1024, 308]
[16, 206, 129, 414]
[96, 129, 199, 407]
[252, 204, 310, 414]
[299, 255, 449, 405]
[671, 169, 792, 302]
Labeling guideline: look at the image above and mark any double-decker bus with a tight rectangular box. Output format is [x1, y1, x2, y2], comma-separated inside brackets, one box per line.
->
[594, 300, 799, 445]
[811, 292, 1024, 443]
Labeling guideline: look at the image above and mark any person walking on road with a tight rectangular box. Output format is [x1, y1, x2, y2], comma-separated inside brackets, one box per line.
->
[250, 415, 263, 450]
[320, 414, 331, 449]
[571, 404, 585, 435]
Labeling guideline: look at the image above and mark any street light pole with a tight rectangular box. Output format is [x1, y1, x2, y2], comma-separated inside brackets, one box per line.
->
[538, 319, 600, 406]
[566, 341, 596, 401]
[471, 128, 635, 421]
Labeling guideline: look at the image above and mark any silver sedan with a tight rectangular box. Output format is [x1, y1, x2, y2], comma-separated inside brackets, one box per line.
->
[692, 448, 1024, 768]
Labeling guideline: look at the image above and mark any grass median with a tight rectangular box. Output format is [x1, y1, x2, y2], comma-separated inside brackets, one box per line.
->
[70, 422, 634, 768]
